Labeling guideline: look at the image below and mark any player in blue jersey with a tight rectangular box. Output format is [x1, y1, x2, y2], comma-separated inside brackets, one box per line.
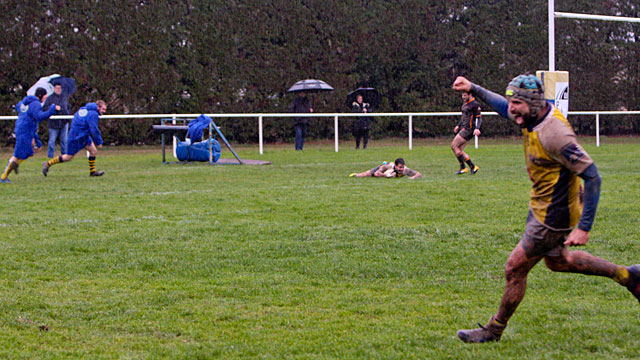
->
[42, 100, 107, 177]
[1, 88, 59, 183]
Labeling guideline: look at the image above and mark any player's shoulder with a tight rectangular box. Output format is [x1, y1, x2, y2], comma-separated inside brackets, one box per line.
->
[537, 108, 580, 152]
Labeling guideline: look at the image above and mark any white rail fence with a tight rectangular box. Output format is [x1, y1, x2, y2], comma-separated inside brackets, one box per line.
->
[1, 111, 639, 154]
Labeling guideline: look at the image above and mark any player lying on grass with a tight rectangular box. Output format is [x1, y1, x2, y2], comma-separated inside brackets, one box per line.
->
[42, 100, 107, 177]
[452, 73, 640, 344]
[349, 158, 422, 179]
[1, 88, 60, 183]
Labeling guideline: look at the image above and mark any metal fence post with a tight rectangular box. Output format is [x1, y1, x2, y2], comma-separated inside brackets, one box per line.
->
[335, 115, 339, 152]
[259, 115, 263, 155]
[408, 115, 413, 150]
[172, 116, 177, 159]
[596, 113, 600, 147]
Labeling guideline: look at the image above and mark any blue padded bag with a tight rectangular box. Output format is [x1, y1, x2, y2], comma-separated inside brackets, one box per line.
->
[176, 138, 221, 162]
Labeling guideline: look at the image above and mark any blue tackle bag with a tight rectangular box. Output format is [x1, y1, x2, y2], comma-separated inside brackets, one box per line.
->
[176, 138, 221, 162]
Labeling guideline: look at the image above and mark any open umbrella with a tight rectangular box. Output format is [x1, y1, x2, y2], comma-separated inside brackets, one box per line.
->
[288, 79, 334, 93]
[27, 74, 76, 98]
[346, 87, 380, 109]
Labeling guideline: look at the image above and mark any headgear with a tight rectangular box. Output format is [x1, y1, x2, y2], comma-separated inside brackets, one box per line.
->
[505, 74, 546, 116]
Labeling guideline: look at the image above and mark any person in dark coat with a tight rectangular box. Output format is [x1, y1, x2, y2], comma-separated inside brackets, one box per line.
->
[351, 95, 372, 149]
[43, 83, 72, 158]
[288, 92, 313, 150]
[1, 88, 59, 183]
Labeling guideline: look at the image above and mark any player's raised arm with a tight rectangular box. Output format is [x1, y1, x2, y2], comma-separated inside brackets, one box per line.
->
[453, 77, 509, 119]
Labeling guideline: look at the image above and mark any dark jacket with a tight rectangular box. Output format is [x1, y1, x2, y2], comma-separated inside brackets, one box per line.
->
[352, 101, 373, 131]
[288, 96, 312, 126]
[43, 92, 72, 128]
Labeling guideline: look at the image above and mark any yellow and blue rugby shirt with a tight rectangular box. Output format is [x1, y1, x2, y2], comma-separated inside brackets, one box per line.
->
[374, 162, 418, 177]
[523, 106, 593, 230]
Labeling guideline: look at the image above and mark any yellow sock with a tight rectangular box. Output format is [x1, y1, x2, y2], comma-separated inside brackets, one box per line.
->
[47, 156, 62, 167]
[88, 157, 96, 173]
[613, 266, 630, 285]
[1, 163, 10, 180]
[1, 160, 16, 180]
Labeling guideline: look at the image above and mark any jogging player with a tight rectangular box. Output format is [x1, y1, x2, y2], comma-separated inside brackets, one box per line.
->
[42, 100, 107, 177]
[349, 158, 422, 179]
[1, 88, 59, 183]
[451, 74, 640, 343]
[452, 91, 482, 174]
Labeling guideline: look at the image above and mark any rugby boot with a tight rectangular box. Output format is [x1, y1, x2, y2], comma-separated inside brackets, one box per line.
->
[455, 168, 469, 175]
[471, 165, 480, 174]
[349, 173, 357, 177]
[41, 161, 49, 177]
[626, 265, 640, 303]
[90, 171, 105, 177]
[0, 178, 11, 184]
[457, 316, 506, 343]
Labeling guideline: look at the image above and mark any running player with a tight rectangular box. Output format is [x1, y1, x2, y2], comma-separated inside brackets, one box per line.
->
[1, 88, 59, 183]
[42, 100, 107, 177]
[452, 91, 482, 174]
[452, 74, 640, 343]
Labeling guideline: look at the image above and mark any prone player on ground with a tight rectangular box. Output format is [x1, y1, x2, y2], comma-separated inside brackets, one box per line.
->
[349, 158, 422, 179]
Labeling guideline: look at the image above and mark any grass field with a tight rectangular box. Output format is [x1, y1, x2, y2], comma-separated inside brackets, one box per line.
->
[1, 137, 639, 359]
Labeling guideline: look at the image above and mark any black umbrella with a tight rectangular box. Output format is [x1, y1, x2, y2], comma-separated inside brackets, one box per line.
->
[287, 79, 334, 93]
[346, 88, 380, 109]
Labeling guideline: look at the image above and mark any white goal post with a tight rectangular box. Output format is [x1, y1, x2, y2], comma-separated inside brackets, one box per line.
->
[548, 0, 640, 71]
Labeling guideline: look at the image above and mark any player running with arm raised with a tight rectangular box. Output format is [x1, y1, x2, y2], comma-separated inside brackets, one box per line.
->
[452, 74, 640, 343]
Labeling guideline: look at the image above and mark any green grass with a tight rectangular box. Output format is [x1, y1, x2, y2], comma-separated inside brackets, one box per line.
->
[1, 138, 639, 359]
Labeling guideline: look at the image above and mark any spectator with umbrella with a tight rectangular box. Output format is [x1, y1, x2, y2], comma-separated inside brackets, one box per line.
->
[43, 76, 75, 158]
[346, 88, 379, 149]
[287, 79, 333, 151]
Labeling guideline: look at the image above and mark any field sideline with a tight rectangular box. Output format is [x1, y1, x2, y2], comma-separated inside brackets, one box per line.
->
[1, 138, 639, 359]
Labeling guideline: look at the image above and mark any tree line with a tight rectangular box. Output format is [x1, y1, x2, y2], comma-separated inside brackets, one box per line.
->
[1, 0, 638, 145]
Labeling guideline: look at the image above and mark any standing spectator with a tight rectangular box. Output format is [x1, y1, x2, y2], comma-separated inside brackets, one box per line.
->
[288, 92, 313, 151]
[42, 100, 107, 177]
[43, 82, 72, 158]
[1, 88, 59, 183]
[351, 95, 372, 149]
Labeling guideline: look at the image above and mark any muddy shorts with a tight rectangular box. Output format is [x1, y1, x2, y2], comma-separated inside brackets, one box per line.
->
[519, 211, 571, 258]
[458, 128, 474, 141]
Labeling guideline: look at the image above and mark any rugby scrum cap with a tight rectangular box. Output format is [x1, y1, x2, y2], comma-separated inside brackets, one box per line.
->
[505, 74, 546, 115]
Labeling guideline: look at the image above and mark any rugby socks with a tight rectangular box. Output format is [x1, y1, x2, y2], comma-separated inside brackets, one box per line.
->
[1, 160, 19, 180]
[456, 155, 466, 169]
[464, 156, 475, 169]
[88, 156, 97, 174]
[46, 156, 64, 167]
[1, 160, 14, 180]
[613, 266, 630, 285]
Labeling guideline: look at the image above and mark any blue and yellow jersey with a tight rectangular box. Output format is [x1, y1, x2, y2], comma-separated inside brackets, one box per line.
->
[523, 107, 592, 230]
